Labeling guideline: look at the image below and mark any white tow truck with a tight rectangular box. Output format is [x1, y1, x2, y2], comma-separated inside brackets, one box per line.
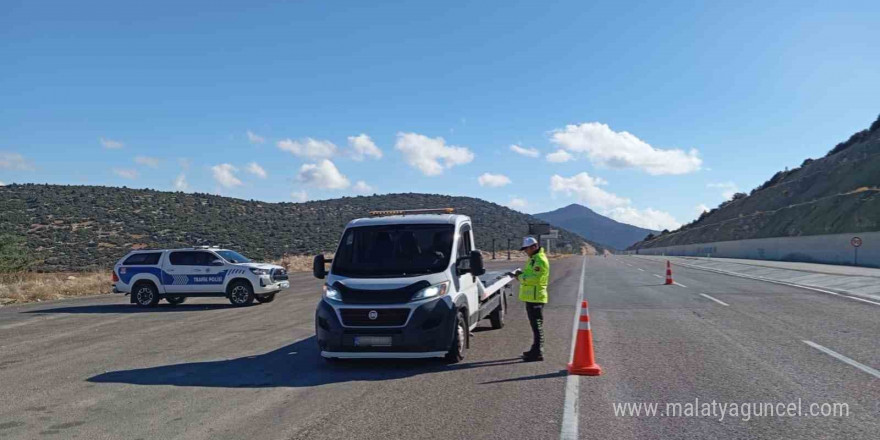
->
[312, 208, 516, 362]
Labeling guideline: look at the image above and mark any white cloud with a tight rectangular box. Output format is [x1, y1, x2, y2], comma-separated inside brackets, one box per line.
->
[246, 162, 268, 178]
[173, 173, 188, 191]
[211, 163, 242, 188]
[112, 168, 138, 179]
[297, 159, 350, 189]
[277, 138, 337, 159]
[348, 134, 383, 161]
[395, 132, 474, 176]
[290, 190, 308, 202]
[352, 180, 374, 194]
[0, 181, 5, 186]
[550, 172, 629, 210]
[247, 130, 265, 144]
[510, 144, 539, 158]
[546, 149, 574, 163]
[178, 158, 191, 170]
[508, 197, 528, 210]
[134, 156, 160, 168]
[695, 203, 710, 215]
[0, 152, 34, 170]
[607, 207, 681, 231]
[100, 137, 124, 149]
[550, 122, 702, 175]
[707, 182, 738, 199]
[477, 173, 511, 187]
[550, 172, 680, 230]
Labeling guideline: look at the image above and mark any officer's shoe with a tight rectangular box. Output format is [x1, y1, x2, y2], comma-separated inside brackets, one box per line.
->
[522, 351, 544, 362]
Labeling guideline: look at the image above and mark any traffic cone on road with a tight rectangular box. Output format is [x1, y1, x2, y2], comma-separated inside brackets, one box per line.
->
[665, 260, 674, 285]
[568, 301, 603, 376]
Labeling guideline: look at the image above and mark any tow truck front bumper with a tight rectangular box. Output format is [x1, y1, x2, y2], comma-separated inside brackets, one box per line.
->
[315, 296, 457, 358]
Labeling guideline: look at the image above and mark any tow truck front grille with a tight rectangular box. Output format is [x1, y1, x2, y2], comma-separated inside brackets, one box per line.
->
[339, 308, 410, 327]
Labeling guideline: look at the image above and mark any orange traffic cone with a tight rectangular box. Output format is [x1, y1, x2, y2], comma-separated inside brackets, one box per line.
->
[665, 260, 674, 285]
[568, 300, 603, 376]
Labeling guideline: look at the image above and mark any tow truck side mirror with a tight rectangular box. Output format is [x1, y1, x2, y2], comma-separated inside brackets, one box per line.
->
[469, 250, 485, 276]
[313, 254, 329, 279]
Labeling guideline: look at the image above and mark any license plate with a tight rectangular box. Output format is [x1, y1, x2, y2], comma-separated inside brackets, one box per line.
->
[354, 336, 392, 347]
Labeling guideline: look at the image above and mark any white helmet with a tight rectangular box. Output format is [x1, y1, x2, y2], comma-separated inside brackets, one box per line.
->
[520, 236, 538, 250]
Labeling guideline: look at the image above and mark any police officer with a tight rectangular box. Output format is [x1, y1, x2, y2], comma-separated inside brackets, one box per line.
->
[509, 236, 550, 362]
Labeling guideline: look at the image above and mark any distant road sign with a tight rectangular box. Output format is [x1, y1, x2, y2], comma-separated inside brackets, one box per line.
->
[528, 223, 551, 236]
[851, 237, 862, 248]
[540, 229, 559, 240]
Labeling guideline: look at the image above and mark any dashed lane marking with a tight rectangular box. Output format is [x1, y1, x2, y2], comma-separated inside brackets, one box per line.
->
[803, 340, 880, 379]
[699, 293, 729, 306]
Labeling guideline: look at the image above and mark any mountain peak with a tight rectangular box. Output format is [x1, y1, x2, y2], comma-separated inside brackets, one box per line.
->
[534, 204, 658, 250]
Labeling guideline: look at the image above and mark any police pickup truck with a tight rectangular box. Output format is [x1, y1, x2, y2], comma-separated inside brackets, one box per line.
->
[312, 208, 516, 363]
[112, 247, 289, 307]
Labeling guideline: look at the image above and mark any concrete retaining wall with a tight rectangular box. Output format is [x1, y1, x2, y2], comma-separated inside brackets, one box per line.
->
[627, 231, 880, 268]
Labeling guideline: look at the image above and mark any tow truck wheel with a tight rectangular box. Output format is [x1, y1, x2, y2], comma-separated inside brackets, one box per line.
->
[228, 281, 255, 307]
[165, 296, 186, 306]
[133, 282, 159, 307]
[489, 295, 505, 329]
[445, 311, 466, 363]
[255, 293, 276, 304]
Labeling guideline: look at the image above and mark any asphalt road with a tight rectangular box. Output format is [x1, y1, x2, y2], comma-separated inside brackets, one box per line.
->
[0, 256, 877, 439]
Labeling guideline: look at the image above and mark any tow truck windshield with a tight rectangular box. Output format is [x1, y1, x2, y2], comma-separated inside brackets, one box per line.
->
[332, 224, 455, 277]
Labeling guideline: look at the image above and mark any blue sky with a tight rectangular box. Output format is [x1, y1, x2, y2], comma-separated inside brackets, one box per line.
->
[2, 0, 878, 230]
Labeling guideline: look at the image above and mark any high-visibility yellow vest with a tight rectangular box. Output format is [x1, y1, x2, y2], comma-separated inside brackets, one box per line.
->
[518, 248, 549, 303]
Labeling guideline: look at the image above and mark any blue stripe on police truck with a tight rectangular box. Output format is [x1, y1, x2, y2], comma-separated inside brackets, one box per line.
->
[119, 267, 228, 285]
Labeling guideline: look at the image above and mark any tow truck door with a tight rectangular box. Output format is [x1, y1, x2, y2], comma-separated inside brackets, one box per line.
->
[455, 224, 479, 327]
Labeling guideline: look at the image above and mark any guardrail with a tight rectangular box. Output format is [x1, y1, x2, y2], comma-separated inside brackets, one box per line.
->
[625, 231, 880, 268]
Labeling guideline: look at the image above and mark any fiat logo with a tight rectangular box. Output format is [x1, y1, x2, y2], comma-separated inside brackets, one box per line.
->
[368, 310, 378, 320]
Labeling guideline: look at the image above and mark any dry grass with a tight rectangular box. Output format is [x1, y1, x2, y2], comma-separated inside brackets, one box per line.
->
[0, 271, 112, 306]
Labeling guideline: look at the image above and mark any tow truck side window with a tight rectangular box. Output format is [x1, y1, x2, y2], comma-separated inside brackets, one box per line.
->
[456, 225, 473, 270]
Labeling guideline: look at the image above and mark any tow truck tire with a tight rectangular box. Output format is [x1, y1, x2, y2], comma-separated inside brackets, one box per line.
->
[132, 282, 160, 307]
[489, 295, 505, 329]
[165, 296, 186, 306]
[445, 311, 466, 363]
[255, 293, 276, 304]
[228, 280, 255, 307]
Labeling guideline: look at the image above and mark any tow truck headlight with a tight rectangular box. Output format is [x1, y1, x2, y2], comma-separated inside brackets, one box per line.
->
[249, 267, 270, 276]
[323, 284, 342, 302]
[411, 282, 449, 301]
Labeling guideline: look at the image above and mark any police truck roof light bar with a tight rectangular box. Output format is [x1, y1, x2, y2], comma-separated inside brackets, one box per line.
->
[369, 208, 455, 217]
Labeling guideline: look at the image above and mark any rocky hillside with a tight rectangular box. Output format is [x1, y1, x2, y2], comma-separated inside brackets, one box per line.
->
[630, 114, 880, 250]
[0, 186, 601, 272]
[535, 204, 658, 250]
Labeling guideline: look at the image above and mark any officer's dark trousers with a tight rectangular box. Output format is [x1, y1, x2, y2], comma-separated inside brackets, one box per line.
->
[525, 302, 545, 354]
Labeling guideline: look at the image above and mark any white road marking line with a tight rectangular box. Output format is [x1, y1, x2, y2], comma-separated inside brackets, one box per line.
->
[674, 282, 688, 288]
[699, 293, 729, 306]
[561, 256, 586, 440]
[637, 268, 645, 272]
[652, 274, 662, 278]
[803, 340, 880, 379]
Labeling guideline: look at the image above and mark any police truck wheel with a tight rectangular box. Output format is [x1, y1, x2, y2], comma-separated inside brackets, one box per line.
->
[445, 311, 466, 363]
[255, 293, 276, 304]
[489, 296, 505, 329]
[228, 281, 255, 306]
[165, 296, 186, 306]
[133, 282, 159, 307]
